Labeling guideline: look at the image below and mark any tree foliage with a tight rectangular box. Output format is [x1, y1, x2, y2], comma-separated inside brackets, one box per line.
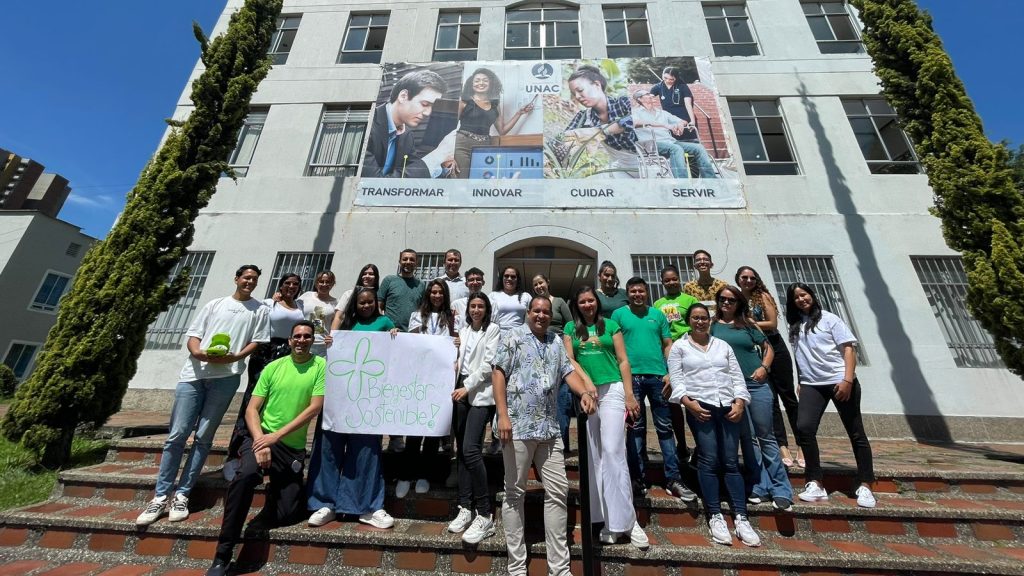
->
[849, 0, 1024, 376]
[1, 0, 284, 467]
[0, 365, 16, 398]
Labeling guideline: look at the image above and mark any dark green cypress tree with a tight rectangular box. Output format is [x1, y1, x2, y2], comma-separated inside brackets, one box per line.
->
[850, 0, 1024, 376]
[1, 0, 284, 467]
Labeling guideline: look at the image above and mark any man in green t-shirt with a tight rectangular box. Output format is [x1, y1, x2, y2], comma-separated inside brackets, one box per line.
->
[651, 264, 699, 481]
[207, 321, 325, 576]
[612, 277, 696, 503]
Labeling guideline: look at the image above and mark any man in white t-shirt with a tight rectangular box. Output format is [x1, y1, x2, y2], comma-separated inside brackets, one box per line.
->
[137, 264, 271, 526]
[451, 267, 487, 328]
[436, 248, 469, 302]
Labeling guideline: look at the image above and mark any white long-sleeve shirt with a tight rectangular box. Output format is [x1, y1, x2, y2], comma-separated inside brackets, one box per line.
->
[667, 334, 750, 407]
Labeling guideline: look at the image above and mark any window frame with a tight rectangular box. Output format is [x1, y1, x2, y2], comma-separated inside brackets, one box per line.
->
[28, 270, 73, 314]
[702, 2, 761, 57]
[145, 251, 217, 351]
[911, 256, 1002, 368]
[504, 2, 582, 60]
[802, 1, 864, 54]
[729, 99, 800, 175]
[842, 97, 921, 174]
[433, 10, 481, 62]
[768, 255, 866, 364]
[227, 108, 269, 177]
[268, 14, 302, 65]
[306, 106, 371, 177]
[631, 254, 697, 303]
[265, 252, 336, 298]
[411, 252, 447, 283]
[338, 12, 390, 64]
[603, 5, 653, 58]
[3, 340, 41, 381]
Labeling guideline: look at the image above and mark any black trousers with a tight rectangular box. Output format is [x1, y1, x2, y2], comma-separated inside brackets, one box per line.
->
[766, 333, 800, 448]
[796, 379, 874, 485]
[455, 397, 496, 515]
[399, 436, 441, 481]
[215, 435, 305, 562]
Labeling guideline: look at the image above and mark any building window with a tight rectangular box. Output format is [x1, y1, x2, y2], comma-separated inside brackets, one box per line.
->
[414, 252, 447, 282]
[631, 254, 697, 303]
[434, 11, 480, 61]
[911, 256, 1002, 368]
[802, 1, 863, 54]
[307, 107, 370, 177]
[339, 13, 389, 64]
[145, 251, 216, 350]
[29, 271, 72, 313]
[842, 98, 920, 174]
[729, 99, 799, 175]
[703, 3, 760, 57]
[505, 3, 581, 60]
[603, 6, 652, 58]
[269, 15, 301, 65]
[3, 342, 40, 380]
[266, 252, 335, 298]
[768, 255, 865, 363]
[66, 242, 82, 257]
[227, 109, 268, 177]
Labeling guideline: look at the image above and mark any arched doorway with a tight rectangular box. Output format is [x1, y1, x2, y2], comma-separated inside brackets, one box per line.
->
[494, 241, 596, 300]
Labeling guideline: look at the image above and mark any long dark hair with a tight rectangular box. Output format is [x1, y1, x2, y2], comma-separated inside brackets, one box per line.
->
[786, 282, 823, 344]
[567, 65, 608, 92]
[417, 279, 455, 336]
[735, 265, 776, 316]
[339, 287, 380, 330]
[713, 285, 753, 328]
[464, 291, 492, 331]
[598, 260, 620, 290]
[461, 68, 502, 101]
[495, 265, 524, 295]
[356, 263, 380, 290]
[569, 285, 606, 342]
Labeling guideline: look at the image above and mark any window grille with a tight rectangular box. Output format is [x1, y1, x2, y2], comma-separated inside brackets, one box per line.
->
[145, 251, 216, 350]
[631, 254, 697, 302]
[266, 252, 336, 297]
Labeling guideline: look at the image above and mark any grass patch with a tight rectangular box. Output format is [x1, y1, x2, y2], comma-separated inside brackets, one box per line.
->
[0, 435, 109, 511]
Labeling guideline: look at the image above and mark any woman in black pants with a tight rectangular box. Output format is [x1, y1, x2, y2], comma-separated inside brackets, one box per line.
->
[736, 266, 802, 468]
[785, 283, 876, 508]
[448, 292, 501, 544]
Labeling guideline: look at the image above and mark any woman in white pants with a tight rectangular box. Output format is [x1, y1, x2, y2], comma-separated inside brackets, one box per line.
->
[563, 286, 648, 549]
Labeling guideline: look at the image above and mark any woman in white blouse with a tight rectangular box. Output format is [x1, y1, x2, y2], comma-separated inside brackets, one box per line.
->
[489, 266, 531, 331]
[667, 303, 761, 548]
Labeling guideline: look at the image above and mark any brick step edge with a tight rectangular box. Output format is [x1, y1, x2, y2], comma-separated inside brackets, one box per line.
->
[2, 511, 1024, 575]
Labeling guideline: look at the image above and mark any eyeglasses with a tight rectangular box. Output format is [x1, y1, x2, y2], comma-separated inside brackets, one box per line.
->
[503, 275, 518, 279]
[717, 297, 737, 304]
[738, 276, 756, 281]
[689, 317, 710, 323]
[291, 334, 314, 340]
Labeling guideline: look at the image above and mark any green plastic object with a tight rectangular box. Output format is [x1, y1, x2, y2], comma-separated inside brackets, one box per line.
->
[207, 333, 231, 356]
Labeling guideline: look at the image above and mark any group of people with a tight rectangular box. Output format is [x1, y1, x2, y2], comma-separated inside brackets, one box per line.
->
[133, 247, 877, 576]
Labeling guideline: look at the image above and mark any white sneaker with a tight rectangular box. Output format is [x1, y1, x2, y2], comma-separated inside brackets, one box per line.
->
[629, 522, 650, 549]
[798, 481, 829, 502]
[135, 495, 168, 526]
[856, 485, 877, 508]
[395, 480, 411, 498]
[414, 478, 430, 494]
[461, 514, 495, 544]
[388, 436, 406, 453]
[708, 513, 731, 545]
[448, 506, 473, 533]
[308, 507, 335, 527]
[734, 514, 761, 547]
[168, 493, 189, 522]
[598, 528, 618, 545]
[359, 509, 395, 529]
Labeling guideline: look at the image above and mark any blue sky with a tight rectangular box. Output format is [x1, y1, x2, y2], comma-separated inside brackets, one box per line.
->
[1, 0, 1020, 239]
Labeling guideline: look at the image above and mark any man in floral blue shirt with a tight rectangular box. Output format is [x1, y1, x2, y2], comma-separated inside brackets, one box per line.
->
[493, 297, 596, 576]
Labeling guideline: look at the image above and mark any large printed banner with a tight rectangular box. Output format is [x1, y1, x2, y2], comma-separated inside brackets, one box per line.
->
[323, 331, 457, 436]
[356, 57, 744, 209]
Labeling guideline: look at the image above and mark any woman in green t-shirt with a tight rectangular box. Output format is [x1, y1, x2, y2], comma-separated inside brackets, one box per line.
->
[563, 286, 648, 549]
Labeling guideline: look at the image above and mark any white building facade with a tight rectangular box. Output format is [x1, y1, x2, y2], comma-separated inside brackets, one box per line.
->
[127, 0, 1023, 441]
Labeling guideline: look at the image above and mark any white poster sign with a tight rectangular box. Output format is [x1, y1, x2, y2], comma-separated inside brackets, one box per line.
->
[323, 331, 457, 436]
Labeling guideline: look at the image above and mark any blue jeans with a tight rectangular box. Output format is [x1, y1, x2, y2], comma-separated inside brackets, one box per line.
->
[656, 140, 719, 179]
[686, 402, 746, 517]
[307, 429, 384, 515]
[746, 383, 794, 500]
[556, 381, 575, 450]
[626, 375, 680, 484]
[155, 375, 241, 497]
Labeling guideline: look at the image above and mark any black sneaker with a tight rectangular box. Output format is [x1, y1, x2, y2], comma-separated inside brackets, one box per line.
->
[667, 480, 697, 503]
[206, 559, 230, 576]
[631, 478, 649, 497]
[772, 497, 793, 512]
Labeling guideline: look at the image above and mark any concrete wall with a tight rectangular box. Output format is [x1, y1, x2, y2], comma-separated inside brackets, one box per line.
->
[127, 0, 1024, 439]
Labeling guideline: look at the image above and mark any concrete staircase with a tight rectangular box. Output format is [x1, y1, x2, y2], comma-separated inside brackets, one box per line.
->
[1, 426, 1023, 576]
